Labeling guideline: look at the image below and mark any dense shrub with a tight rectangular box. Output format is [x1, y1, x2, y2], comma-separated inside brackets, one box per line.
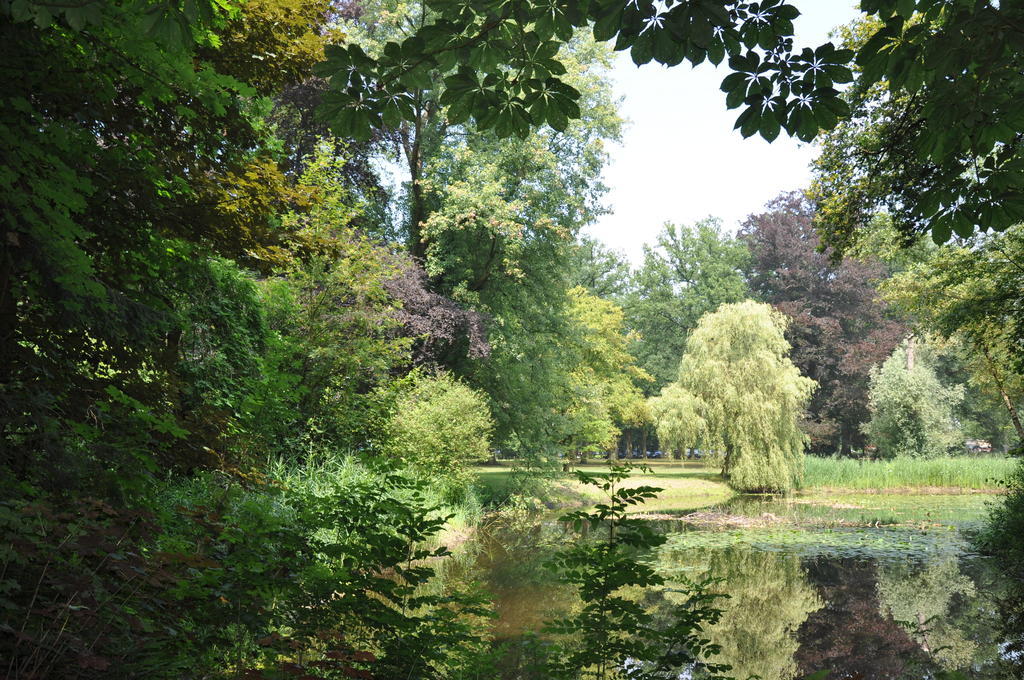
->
[977, 457, 1024, 665]
[381, 371, 494, 499]
[0, 461, 491, 679]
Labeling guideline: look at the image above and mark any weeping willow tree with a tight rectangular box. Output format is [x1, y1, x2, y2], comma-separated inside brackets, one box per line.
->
[678, 300, 816, 493]
[648, 384, 705, 459]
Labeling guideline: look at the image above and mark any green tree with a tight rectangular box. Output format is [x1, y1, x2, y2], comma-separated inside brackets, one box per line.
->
[880, 229, 1024, 445]
[0, 0, 333, 484]
[812, 4, 1024, 252]
[568, 237, 633, 300]
[411, 35, 623, 458]
[863, 339, 964, 458]
[564, 287, 651, 457]
[648, 385, 706, 460]
[675, 300, 816, 493]
[625, 219, 751, 391]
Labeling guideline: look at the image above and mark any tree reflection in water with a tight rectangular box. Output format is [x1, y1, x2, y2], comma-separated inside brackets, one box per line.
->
[656, 545, 822, 680]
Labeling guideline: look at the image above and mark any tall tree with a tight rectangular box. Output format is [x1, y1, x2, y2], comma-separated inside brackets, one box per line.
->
[675, 300, 815, 493]
[563, 287, 651, 456]
[625, 219, 750, 392]
[568, 236, 633, 300]
[864, 340, 964, 459]
[740, 192, 906, 455]
[880, 227, 1024, 445]
[410, 36, 623, 456]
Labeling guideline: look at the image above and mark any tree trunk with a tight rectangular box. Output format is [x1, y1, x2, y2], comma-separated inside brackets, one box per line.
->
[980, 340, 1024, 441]
[840, 425, 853, 457]
[640, 427, 648, 458]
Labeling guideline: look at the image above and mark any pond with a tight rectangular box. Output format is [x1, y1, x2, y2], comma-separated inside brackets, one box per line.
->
[442, 492, 1018, 679]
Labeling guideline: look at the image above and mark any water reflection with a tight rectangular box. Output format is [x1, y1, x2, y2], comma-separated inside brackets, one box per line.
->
[656, 545, 822, 680]
[443, 495, 1015, 678]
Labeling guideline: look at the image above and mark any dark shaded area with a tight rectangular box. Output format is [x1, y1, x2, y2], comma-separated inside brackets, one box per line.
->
[796, 558, 924, 679]
[385, 261, 490, 366]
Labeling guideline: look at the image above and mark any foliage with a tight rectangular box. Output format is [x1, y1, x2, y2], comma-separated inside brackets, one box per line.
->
[740, 192, 907, 455]
[314, 0, 852, 142]
[412, 36, 624, 458]
[569, 237, 633, 300]
[0, 0, 329, 485]
[811, 4, 1024, 250]
[880, 227, 1024, 444]
[625, 219, 751, 391]
[380, 371, 494, 497]
[0, 460, 492, 679]
[863, 340, 964, 458]
[544, 466, 729, 679]
[564, 288, 651, 455]
[675, 300, 816, 493]
[977, 457, 1024, 670]
[648, 385, 706, 459]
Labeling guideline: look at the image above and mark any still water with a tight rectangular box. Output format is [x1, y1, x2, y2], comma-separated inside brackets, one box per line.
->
[443, 493, 1017, 679]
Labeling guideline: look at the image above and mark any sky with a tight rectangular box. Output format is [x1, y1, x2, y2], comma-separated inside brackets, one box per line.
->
[585, 1, 861, 264]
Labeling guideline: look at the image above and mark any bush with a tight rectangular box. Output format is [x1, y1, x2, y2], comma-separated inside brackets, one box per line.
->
[381, 371, 494, 500]
[977, 457, 1024, 664]
[0, 460, 492, 679]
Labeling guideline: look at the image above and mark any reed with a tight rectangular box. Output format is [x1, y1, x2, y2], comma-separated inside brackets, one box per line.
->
[800, 455, 1014, 490]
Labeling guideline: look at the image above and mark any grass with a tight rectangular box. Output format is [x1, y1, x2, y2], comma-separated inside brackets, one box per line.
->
[800, 455, 1014, 491]
[475, 455, 1015, 515]
[473, 461, 734, 513]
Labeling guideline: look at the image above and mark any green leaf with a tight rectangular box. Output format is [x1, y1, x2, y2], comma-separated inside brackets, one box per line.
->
[759, 113, 781, 142]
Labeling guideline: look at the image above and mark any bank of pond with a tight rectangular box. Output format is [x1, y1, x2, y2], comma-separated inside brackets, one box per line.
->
[454, 458, 1019, 679]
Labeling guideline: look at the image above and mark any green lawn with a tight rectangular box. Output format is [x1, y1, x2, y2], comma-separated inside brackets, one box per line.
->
[473, 461, 734, 513]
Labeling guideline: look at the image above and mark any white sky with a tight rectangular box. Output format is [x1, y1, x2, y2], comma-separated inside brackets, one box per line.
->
[585, 1, 862, 264]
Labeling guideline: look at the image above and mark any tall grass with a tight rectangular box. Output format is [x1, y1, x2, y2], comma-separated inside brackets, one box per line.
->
[264, 450, 484, 535]
[800, 455, 1015, 490]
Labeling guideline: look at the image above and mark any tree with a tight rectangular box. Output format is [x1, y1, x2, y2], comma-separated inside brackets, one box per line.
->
[0, 0, 333, 484]
[812, 4, 1024, 253]
[863, 339, 963, 458]
[564, 287, 651, 457]
[312, 0, 1024, 246]
[411, 35, 624, 458]
[674, 300, 815, 493]
[880, 228, 1024, 445]
[740, 192, 907, 455]
[625, 219, 751, 392]
[648, 385, 705, 460]
[568, 237, 633, 300]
